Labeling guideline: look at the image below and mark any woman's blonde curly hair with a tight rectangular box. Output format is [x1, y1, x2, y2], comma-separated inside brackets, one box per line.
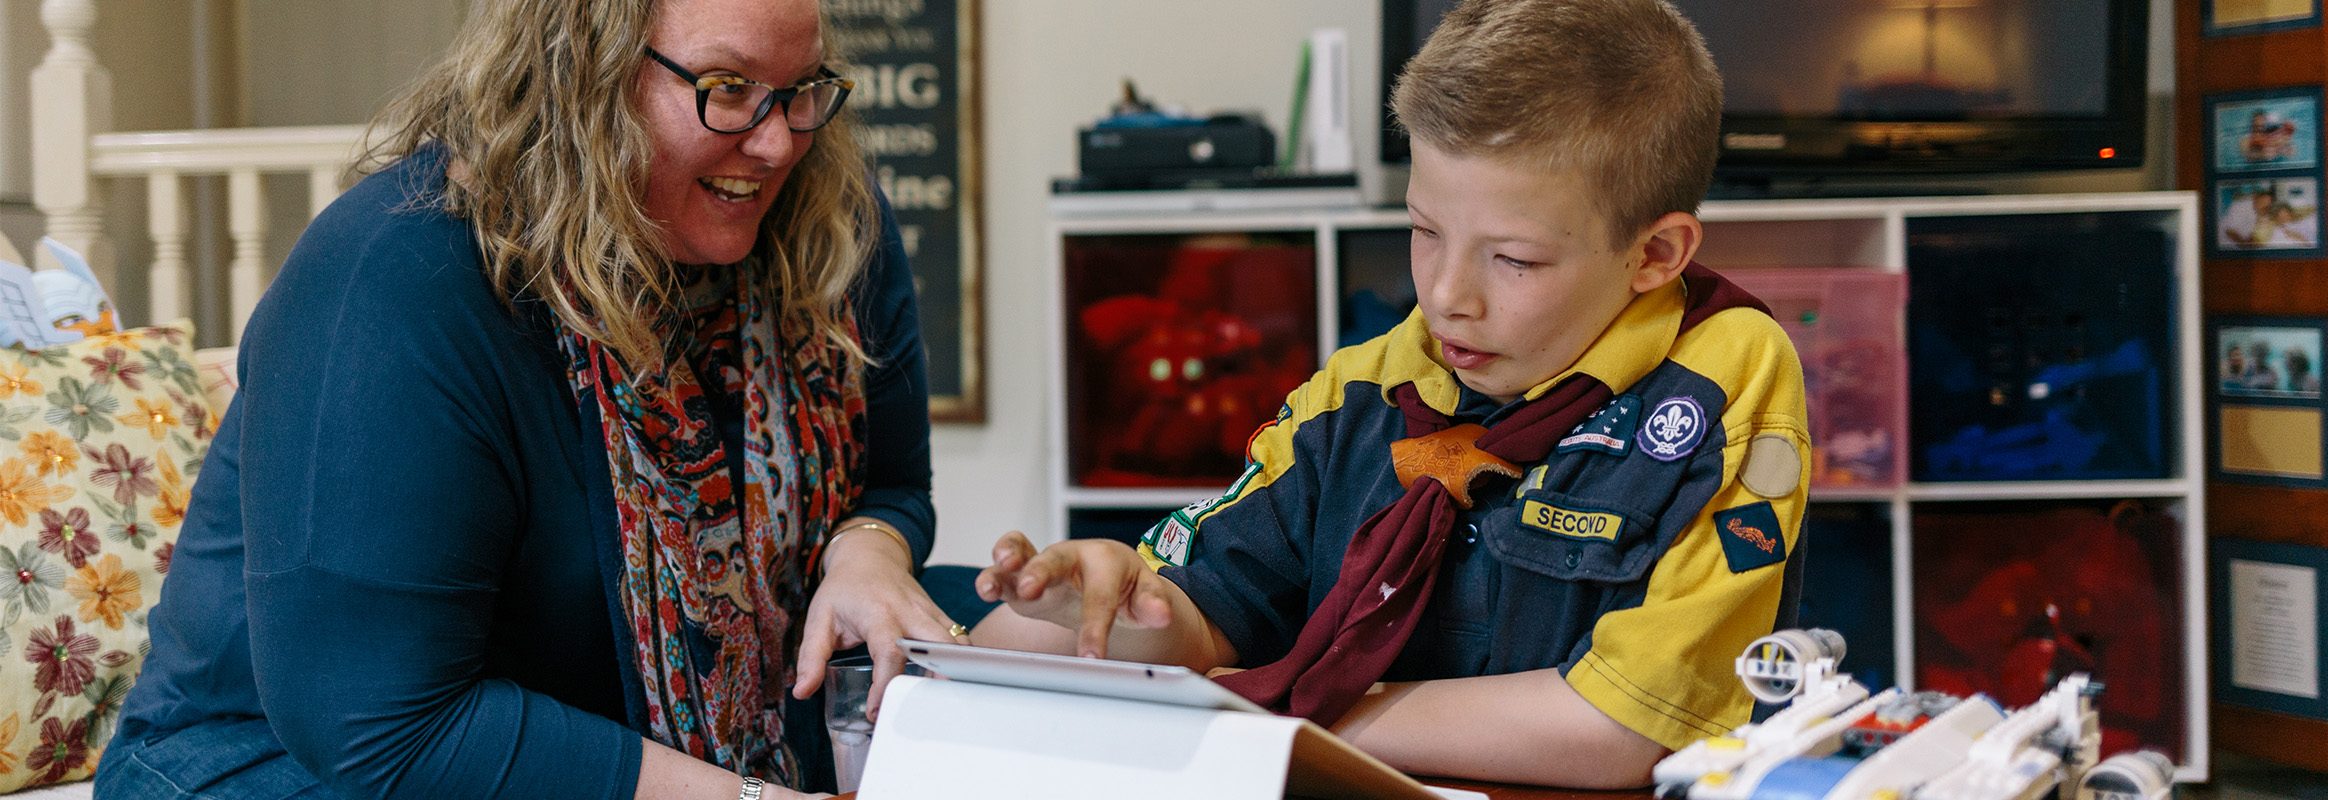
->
[362, 0, 876, 368]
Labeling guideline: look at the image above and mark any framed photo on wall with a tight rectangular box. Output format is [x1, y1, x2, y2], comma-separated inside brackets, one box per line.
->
[2211, 316, 2328, 486]
[830, 0, 986, 422]
[2211, 176, 2326, 258]
[2209, 87, 2322, 174]
[2206, 88, 2328, 259]
[2205, 0, 2323, 36]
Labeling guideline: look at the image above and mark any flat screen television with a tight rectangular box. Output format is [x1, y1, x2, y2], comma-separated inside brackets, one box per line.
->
[1378, 0, 2150, 180]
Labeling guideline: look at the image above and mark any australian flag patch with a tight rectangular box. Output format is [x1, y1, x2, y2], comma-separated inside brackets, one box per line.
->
[1557, 395, 1640, 456]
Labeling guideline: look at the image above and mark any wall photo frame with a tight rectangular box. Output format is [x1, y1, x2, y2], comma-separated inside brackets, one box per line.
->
[2210, 87, 2322, 174]
[2211, 175, 2326, 257]
[2205, 0, 2323, 37]
[2210, 316, 2328, 486]
[830, 0, 985, 422]
[2205, 88, 2328, 259]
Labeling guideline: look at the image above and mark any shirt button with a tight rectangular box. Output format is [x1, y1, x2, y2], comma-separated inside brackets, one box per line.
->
[1464, 523, 1479, 545]
[1564, 552, 1580, 568]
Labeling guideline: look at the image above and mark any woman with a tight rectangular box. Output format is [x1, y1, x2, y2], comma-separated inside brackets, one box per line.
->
[95, 0, 959, 797]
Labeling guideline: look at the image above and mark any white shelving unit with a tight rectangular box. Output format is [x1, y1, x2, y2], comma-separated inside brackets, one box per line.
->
[1047, 191, 2206, 780]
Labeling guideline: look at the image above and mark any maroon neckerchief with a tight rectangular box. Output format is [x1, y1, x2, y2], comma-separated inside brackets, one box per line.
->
[1214, 263, 1768, 727]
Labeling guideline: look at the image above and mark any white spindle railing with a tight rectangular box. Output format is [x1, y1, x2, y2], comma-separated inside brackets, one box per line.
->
[84, 126, 366, 341]
[34, 0, 369, 343]
[145, 171, 188, 323]
[30, 0, 111, 277]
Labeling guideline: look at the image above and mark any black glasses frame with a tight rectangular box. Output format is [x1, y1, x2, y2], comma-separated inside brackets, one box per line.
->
[644, 46, 854, 134]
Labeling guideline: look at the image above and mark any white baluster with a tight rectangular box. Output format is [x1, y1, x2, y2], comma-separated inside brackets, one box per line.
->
[227, 168, 265, 341]
[309, 165, 343, 219]
[146, 171, 190, 325]
[30, 0, 114, 277]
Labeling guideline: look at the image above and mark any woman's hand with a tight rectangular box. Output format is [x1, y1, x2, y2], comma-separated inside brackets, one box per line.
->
[788, 519, 963, 719]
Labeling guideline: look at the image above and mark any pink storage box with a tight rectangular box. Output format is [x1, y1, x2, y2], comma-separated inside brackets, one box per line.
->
[1724, 267, 1908, 490]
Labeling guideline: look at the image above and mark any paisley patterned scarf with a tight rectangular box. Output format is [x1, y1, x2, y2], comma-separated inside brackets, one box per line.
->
[561, 262, 865, 783]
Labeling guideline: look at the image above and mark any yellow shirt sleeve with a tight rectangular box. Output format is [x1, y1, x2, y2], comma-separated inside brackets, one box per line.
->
[1565, 308, 1813, 751]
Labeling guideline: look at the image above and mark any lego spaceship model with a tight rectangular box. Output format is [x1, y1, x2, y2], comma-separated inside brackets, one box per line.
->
[1653, 629, 2177, 800]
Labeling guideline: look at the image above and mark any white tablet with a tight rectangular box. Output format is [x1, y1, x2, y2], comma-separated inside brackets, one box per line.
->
[899, 638, 1270, 714]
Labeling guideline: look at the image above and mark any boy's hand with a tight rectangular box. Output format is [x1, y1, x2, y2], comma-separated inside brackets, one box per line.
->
[974, 531, 1178, 659]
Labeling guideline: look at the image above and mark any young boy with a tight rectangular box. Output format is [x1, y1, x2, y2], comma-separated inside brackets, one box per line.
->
[973, 0, 1809, 788]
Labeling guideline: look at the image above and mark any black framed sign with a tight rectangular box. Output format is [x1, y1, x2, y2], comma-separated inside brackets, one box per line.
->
[2213, 537, 2328, 720]
[831, 0, 985, 422]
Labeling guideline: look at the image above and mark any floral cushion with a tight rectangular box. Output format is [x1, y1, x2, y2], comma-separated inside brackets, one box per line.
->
[0, 322, 213, 792]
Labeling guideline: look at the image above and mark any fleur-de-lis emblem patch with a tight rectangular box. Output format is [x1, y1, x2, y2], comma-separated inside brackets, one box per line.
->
[1637, 396, 1707, 462]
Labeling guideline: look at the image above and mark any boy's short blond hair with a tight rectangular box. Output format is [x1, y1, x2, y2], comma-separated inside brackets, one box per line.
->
[1391, 0, 1722, 247]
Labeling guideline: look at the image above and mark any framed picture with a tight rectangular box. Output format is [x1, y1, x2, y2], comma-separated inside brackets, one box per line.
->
[2205, 0, 2322, 36]
[2212, 538, 2328, 721]
[2218, 321, 2326, 400]
[2211, 316, 2328, 486]
[830, 0, 986, 422]
[2209, 87, 2322, 174]
[2212, 176, 2326, 258]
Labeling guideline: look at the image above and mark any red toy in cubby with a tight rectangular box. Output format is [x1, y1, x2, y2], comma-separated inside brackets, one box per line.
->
[1913, 501, 2183, 761]
[1070, 237, 1316, 487]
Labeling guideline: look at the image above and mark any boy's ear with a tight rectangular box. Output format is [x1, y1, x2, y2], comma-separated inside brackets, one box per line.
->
[1626, 211, 1703, 295]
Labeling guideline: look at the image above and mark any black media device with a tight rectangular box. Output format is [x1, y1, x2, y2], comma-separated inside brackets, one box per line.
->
[1077, 115, 1277, 178]
[1378, 0, 2150, 179]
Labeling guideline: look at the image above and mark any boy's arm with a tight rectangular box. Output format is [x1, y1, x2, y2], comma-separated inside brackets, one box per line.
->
[1332, 670, 1667, 789]
[978, 362, 1345, 669]
[970, 532, 1240, 671]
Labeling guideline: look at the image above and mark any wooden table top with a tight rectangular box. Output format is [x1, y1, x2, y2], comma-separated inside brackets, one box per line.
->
[1421, 779, 1653, 800]
[835, 783, 1649, 799]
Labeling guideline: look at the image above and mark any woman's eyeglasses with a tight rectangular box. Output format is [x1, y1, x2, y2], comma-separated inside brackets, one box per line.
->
[645, 47, 854, 134]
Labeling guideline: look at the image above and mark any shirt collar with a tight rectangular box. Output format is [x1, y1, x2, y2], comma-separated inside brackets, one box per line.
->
[1520, 277, 1685, 401]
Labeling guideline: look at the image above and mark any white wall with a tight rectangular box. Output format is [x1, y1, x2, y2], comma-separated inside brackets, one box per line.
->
[1, 1, 40, 203]
[0, 2, 44, 251]
[932, 0, 1386, 564]
[237, 0, 470, 127]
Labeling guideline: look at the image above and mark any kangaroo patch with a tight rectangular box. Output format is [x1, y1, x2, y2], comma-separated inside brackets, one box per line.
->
[1713, 502, 1787, 573]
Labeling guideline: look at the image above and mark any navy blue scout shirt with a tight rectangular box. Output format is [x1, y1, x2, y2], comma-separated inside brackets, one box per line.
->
[114, 146, 934, 798]
[1140, 280, 1811, 750]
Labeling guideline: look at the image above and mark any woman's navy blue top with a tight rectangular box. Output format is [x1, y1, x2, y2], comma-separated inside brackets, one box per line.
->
[112, 148, 936, 798]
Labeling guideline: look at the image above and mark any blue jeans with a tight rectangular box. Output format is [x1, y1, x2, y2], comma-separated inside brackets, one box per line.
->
[94, 718, 338, 799]
[94, 568, 996, 799]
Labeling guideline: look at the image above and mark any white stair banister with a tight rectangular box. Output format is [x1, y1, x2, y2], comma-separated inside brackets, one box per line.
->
[226, 167, 265, 340]
[310, 165, 343, 219]
[29, 0, 112, 279]
[146, 170, 190, 323]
